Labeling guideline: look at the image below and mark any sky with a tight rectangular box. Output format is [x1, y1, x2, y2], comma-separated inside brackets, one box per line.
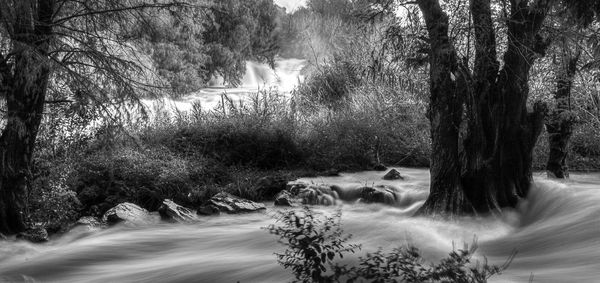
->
[273, 0, 307, 12]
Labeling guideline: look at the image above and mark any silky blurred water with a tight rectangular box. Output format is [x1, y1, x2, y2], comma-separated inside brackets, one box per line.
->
[145, 58, 306, 113]
[1, 168, 599, 282]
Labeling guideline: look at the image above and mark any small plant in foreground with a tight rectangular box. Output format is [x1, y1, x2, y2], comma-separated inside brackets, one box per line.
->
[265, 207, 514, 283]
[265, 207, 361, 282]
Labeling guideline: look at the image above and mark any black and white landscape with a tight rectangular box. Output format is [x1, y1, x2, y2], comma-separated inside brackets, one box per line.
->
[1, 0, 600, 282]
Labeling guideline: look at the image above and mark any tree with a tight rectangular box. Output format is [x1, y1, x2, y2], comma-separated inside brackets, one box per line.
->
[546, 38, 580, 178]
[202, 0, 282, 85]
[0, 0, 199, 235]
[135, 0, 283, 93]
[414, 0, 600, 215]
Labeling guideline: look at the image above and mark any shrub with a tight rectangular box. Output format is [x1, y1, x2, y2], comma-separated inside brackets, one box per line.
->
[266, 207, 513, 283]
[70, 146, 216, 214]
[265, 207, 361, 282]
[30, 157, 81, 233]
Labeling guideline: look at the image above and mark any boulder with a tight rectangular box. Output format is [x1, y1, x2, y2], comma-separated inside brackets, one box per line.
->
[158, 199, 198, 223]
[274, 190, 300, 207]
[102, 202, 153, 225]
[383, 169, 404, 180]
[359, 186, 398, 205]
[17, 227, 49, 243]
[205, 192, 266, 214]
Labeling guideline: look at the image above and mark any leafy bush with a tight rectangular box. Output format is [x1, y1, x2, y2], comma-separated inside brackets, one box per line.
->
[265, 207, 361, 282]
[266, 207, 513, 283]
[30, 157, 81, 233]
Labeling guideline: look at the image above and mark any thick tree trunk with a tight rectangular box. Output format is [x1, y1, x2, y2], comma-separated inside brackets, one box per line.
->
[546, 45, 579, 178]
[0, 0, 53, 234]
[416, 0, 467, 214]
[417, 0, 550, 216]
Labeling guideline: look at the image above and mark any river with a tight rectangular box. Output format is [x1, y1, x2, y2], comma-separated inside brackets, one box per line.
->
[0, 168, 599, 282]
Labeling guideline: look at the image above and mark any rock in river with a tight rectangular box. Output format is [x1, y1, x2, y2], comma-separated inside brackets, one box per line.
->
[383, 169, 404, 180]
[103, 202, 153, 225]
[202, 192, 266, 214]
[359, 185, 398, 205]
[159, 199, 198, 223]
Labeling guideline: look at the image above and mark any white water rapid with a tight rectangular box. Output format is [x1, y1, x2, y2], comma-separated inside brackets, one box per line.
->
[1, 168, 599, 282]
[150, 58, 306, 113]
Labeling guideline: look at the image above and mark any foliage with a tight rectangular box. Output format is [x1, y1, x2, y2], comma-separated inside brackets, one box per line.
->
[133, 6, 211, 94]
[29, 159, 81, 233]
[295, 56, 362, 109]
[265, 207, 361, 282]
[266, 207, 513, 283]
[202, 0, 283, 86]
[129, 0, 283, 94]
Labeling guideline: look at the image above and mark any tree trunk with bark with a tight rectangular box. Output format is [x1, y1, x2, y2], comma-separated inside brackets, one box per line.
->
[0, 0, 54, 235]
[417, 0, 551, 215]
[546, 42, 580, 179]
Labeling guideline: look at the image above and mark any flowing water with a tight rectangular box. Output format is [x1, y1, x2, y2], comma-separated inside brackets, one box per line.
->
[1, 168, 599, 282]
[148, 58, 306, 113]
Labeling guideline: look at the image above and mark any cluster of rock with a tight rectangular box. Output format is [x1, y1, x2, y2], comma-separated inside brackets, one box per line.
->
[10, 168, 405, 244]
[272, 168, 405, 207]
[80, 192, 268, 228]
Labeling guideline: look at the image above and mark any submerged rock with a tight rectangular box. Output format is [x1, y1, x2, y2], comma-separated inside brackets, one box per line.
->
[383, 169, 404, 180]
[17, 227, 49, 243]
[204, 192, 266, 214]
[102, 203, 152, 225]
[358, 186, 398, 205]
[159, 199, 198, 223]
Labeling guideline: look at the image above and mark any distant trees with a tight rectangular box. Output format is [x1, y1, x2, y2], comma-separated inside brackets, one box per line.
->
[202, 0, 282, 86]
[134, 0, 282, 94]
